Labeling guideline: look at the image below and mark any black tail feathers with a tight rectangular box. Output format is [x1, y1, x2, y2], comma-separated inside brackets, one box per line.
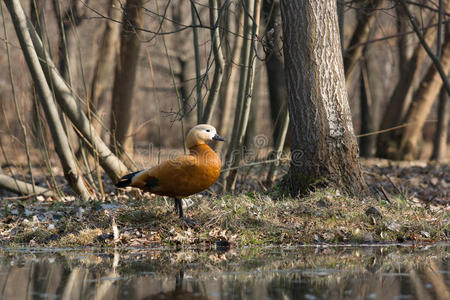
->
[115, 170, 142, 188]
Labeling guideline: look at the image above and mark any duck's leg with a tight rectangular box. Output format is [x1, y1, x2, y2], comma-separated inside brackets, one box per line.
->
[174, 197, 197, 226]
[174, 198, 184, 218]
[174, 198, 180, 215]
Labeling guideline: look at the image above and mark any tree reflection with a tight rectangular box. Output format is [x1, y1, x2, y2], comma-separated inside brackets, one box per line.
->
[0, 245, 448, 300]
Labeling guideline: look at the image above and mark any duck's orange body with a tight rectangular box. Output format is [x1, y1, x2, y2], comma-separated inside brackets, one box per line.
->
[116, 124, 224, 220]
[129, 144, 221, 198]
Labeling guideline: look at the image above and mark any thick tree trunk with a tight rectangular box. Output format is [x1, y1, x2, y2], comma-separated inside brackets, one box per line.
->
[431, 87, 449, 161]
[280, 0, 366, 196]
[110, 0, 143, 155]
[398, 31, 450, 160]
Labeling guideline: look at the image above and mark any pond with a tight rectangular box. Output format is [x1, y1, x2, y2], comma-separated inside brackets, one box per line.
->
[0, 243, 448, 299]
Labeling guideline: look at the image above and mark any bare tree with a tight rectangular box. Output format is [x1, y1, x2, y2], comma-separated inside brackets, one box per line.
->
[344, 0, 384, 84]
[216, 4, 244, 155]
[17, 1, 129, 183]
[224, 0, 262, 191]
[280, 0, 366, 195]
[90, 0, 121, 134]
[5, 0, 92, 200]
[202, 0, 225, 124]
[110, 0, 143, 155]
[52, 0, 86, 83]
[376, 7, 439, 158]
[398, 30, 450, 160]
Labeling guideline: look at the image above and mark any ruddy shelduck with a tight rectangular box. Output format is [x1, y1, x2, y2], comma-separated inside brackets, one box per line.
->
[116, 124, 225, 221]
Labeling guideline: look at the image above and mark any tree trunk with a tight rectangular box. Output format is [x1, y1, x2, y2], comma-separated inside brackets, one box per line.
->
[5, 0, 92, 200]
[52, 0, 85, 83]
[23, 6, 129, 182]
[376, 7, 439, 158]
[216, 6, 244, 155]
[359, 48, 378, 157]
[224, 0, 262, 191]
[343, 0, 384, 84]
[263, 0, 290, 149]
[110, 0, 143, 155]
[202, 0, 225, 124]
[431, 86, 449, 161]
[398, 30, 450, 160]
[280, 0, 366, 196]
[90, 0, 121, 134]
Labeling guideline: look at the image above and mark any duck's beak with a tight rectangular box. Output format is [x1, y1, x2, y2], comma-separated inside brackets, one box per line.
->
[212, 134, 225, 141]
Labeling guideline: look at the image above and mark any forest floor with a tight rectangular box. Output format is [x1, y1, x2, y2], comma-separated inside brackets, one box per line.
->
[0, 158, 448, 248]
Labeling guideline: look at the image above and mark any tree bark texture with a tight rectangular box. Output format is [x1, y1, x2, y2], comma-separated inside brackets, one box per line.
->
[110, 0, 143, 155]
[5, 0, 92, 200]
[280, 0, 366, 196]
[398, 30, 450, 160]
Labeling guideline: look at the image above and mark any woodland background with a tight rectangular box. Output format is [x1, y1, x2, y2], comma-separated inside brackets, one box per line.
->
[0, 0, 448, 199]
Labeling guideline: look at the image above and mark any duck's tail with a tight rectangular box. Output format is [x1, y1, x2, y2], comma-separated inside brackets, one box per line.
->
[115, 170, 142, 188]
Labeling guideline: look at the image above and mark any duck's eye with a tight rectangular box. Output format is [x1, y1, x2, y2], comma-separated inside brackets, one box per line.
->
[206, 129, 210, 132]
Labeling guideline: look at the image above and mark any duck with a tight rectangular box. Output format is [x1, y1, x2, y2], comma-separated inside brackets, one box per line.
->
[115, 124, 224, 221]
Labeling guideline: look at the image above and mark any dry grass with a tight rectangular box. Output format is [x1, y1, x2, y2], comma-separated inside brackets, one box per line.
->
[1, 186, 448, 248]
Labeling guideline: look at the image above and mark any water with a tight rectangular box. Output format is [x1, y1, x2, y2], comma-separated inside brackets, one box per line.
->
[0, 244, 448, 299]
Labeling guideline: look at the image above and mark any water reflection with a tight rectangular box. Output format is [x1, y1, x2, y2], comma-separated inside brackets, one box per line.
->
[0, 244, 448, 299]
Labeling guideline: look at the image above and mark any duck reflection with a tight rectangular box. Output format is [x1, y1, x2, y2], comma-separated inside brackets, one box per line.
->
[145, 270, 210, 300]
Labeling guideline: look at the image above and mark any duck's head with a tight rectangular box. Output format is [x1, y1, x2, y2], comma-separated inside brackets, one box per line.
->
[186, 124, 225, 149]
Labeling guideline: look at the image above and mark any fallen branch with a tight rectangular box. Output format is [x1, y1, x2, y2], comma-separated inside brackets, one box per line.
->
[0, 174, 53, 197]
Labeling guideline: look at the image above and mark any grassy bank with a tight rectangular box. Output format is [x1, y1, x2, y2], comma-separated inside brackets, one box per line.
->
[0, 187, 448, 248]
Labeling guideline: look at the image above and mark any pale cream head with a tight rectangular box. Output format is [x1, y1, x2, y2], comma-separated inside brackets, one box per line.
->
[186, 124, 224, 149]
